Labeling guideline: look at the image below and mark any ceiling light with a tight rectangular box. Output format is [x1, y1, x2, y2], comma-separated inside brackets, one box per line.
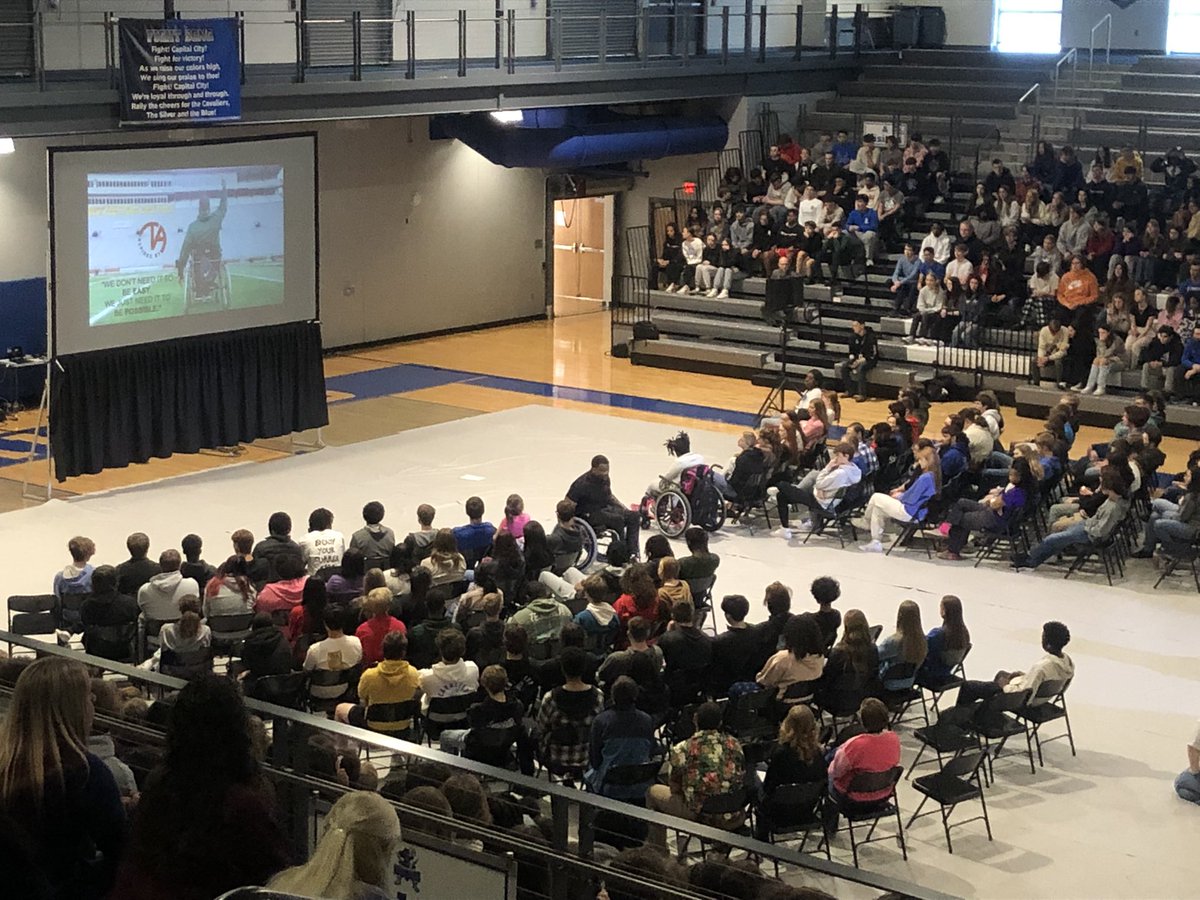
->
[489, 110, 523, 124]
[0, 137, 14, 155]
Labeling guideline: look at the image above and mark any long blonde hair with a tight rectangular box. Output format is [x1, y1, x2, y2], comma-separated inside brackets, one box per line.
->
[0, 657, 92, 812]
[269, 791, 402, 896]
[777, 705, 821, 763]
[892, 600, 928, 667]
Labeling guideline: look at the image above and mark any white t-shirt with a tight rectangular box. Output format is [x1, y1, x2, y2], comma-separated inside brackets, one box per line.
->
[299, 529, 346, 575]
[303, 634, 363, 672]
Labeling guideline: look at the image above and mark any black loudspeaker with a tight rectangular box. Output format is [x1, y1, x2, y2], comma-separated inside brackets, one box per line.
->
[632, 320, 660, 340]
[763, 278, 805, 322]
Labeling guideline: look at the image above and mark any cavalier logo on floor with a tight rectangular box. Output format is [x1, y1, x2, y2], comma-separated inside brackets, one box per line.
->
[136, 221, 167, 258]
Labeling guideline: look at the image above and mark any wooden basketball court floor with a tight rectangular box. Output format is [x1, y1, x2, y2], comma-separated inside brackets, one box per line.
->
[0, 311, 1196, 897]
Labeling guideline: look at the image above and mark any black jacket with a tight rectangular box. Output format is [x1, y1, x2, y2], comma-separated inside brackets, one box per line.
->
[567, 472, 616, 519]
[1138, 332, 1184, 368]
[848, 327, 879, 363]
[251, 534, 301, 583]
[708, 625, 762, 695]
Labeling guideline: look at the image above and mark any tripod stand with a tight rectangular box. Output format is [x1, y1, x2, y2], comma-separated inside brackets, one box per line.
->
[756, 312, 798, 420]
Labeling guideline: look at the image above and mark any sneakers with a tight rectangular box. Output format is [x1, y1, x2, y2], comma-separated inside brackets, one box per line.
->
[706, 289, 718, 297]
[774, 527, 794, 541]
[717, 289, 729, 299]
[1070, 383, 1085, 392]
[1094, 387, 1107, 396]
[902, 336, 915, 344]
[936, 549, 963, 561]
[1079, 385, 1095, 395]
[766, 486, 779, 500]
[678, 285, 690, 295]
[664, 283, 677, 293]
[55, 629, 72, 647]
[859, 540, 884, 553]
[795, 520, 814, 532]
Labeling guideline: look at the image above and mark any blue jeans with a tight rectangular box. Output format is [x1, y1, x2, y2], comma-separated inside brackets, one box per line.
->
[1141, 498, 1180, 553]
[1026, 523, 1089, 568]
[1156, 519, 1199, 559]
[1175, 770, 1200, 804]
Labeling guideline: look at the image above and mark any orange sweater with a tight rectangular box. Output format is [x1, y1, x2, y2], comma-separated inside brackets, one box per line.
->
[1056, 269, 1099, 309]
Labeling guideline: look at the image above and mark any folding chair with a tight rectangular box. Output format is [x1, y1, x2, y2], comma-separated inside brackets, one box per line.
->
[1152, 534, 1200, 592]
[906, 701, 981, 779]
[306, 667, 355, 715]
[973, 505, 1033, 567]
[247, 672, 308, 709]
[422, 692, 475, 744]
[879, 662, 927, 728]
[208, 612, 256, 657]
[6, 594, 59, 655]
[687, 786, 752, 859]
[907, 750, 992, 853]
[837, 766, 907, 867]
[364, 698, 421, 741]
[160, 646, 214, 681]
[1014, 677, 1075, 767]
[685, 575, 717, 636]
[915, 644, 971, 713]
[57, 591, 89, 635]
[759, 781, 831, 870]
[722, 689, 776, 743]
[542, 722, 592, 784]
[803, 481, 870, 548]
[82, 621, 139, 664]
[969, 688, 1033, 781]
[885, 514, 934, 558]
[1064, 534, 1124, 586]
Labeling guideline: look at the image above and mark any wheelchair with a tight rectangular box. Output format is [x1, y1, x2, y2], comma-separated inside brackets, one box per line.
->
[641, 465, 727, 539]
[574, 516, 619, 571]
[183, 246, 232, 313]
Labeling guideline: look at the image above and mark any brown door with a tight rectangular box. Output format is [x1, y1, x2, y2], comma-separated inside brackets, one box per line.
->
[552, 196, 609, 317]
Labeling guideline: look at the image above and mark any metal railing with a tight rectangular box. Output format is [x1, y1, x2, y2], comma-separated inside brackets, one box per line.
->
[1017, 82, 1041, 163]
[0, 630, 952, 900]
[1088, 12, 1112, 81]
[934, 324, 1039, 389]
[1052, 47, 1077, 103]
[0, 2, 882, 93]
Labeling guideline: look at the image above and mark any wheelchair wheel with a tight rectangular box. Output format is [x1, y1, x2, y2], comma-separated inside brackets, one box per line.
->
[576, 518, 598, 571]
[694, 492, 726, 532]
[654, 490, 691, 539]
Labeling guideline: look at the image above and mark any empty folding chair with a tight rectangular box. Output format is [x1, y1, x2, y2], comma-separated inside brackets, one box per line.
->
[6, 594, 60, 655]
[906, 701, 981, 779]
[969, 688, 1033, 781]
[907, 750, 993, 853]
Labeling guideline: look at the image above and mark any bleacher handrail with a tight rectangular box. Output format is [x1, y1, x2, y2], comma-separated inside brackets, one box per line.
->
[1052, 47, 1077, 103]
[0, 629, 954, 900]
[1088, 13, 1112, 81]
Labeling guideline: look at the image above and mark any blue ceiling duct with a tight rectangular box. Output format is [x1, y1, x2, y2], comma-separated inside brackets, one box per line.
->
[432, 108, 729, 169]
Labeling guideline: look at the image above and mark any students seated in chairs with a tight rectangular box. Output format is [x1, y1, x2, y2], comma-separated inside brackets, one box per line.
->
[403, 504, 438, 564]
[303, 607, 363, 699]
[298, 507, 346, 577]
[417, 628, 479, 714]
[354, 587, 406, 667]
[613, 564, 670, 641]
[875, 600, 927, 691]
[254, 552, 308, 617]
[816, 609, 880, 710]
[955, 620, 1074, 711]
[1012, 468, 1130, 570]
[203, 555, 256, 619]
[937, 458, 1038, 561]
[585, 675, 657, 799]
[335, 631, 420, 736]
[658, 599, 713, 708]
[773, 441, 862, 539]
[811, 577, 842, 651]
[239, 614, 294, 684]
[80, 565, 139, 661]
[325, 548, 367, 601]
[1137, 464, 1200, 561]
[677, 526, 720, 584]
[573, 575, 619, 645]
[509, 582, 573, 648]
[534, 622, 602, 693]
[137, 549, 201, 624]
[596, 616, 663, 690]
[286, 577, 328, 654]
[536, 647, 604, 776]
[453, 496, 497, 568]
[52, 535, 96, 603]
[645, 701, 746, 852]
[455, 665, 534, 775]
[825, 698, 901, 831]
[145, 596, 212, 676]
[757, 613, 824, 704]
[117, 532, 161, 596]
[406, 593, 462, 671]
[347, 500, 396, 572]
[859, 440, 942, 553]
[251, 511, 302, 584]
[712, 431, 772, 503]
[918, 595, 970, 685]
[466, 591, 506, 668]
[752, 581, 794, 673]
[755, 705, 829, 840]
[418, 530, 467, 588]
[708, 595, 761, 696]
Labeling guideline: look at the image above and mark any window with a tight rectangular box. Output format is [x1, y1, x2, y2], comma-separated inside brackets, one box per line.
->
[1168, 0, 1200, 54]
[992, 0, 1063, 54]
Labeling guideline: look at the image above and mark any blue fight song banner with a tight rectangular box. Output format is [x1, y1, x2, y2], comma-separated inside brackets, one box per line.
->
[119, 18, 241, 124]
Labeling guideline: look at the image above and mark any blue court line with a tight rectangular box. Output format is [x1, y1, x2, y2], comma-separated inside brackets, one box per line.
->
[324, 362, 761, 428]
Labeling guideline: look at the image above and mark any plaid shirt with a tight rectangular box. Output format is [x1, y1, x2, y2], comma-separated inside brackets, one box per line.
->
[669, 729, 745, 812]
[536, 687, 604, 771]
[854, 441, 878, 476]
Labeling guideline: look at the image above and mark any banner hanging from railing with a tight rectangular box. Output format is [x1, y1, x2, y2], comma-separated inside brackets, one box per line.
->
[118, 18, 241, 124]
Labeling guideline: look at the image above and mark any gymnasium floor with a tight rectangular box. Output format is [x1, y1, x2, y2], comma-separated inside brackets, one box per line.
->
[0, 311, 1196, 897]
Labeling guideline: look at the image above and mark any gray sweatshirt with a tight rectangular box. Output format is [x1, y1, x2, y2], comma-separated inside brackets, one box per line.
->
[1084, 497, 1130, 541]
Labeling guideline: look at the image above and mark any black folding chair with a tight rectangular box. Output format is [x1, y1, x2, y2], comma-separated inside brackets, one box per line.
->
[364, 698, 421, 741]
[1014, 677, 1075, 767]
[82, 621, 138, 664]
[689, 786, 753, 858]
[541, 722, 592, 783]
[803, 480, 870, 548]
[722, 690, 776, 743]
[969, 688, 1034, 781]
[306, 667, 354, 714]
[247, 672, 308, 710]
[906, 701, 981, 779]
[879, 662, 927, 728]
[7, 594, 59, 655]
[685, 575, 717, 636]
[759, 781, 831, 869]
[1063, 534, 1124, 585]
[837, 766, 907, 867]
[907, 750, 992, 853]
[915, 644, 971, 713]
[159, 646, 214, 681]
[422, 692, 475, 743]
[208, 613, 256, 657]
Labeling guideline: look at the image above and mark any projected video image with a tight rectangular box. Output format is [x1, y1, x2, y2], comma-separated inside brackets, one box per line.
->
[86, 165, 285, 326]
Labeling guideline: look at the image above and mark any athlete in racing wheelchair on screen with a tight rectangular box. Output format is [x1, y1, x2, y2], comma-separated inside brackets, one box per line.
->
[177, 179, 231, 312]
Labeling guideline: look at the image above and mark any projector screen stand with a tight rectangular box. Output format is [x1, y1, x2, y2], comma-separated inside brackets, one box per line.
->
[21, 361, 54, 503]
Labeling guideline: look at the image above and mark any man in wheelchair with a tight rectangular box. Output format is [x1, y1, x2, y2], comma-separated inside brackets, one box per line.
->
[566, 455, 641, 557]
[641, 431, 705, 504]
[176, 179, 229, 304]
